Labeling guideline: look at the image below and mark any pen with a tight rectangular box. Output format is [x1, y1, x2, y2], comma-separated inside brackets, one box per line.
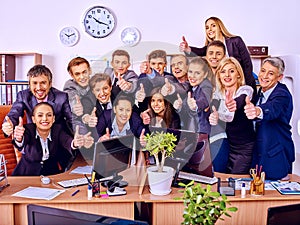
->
[71, 189, 80, 196]
[84, 174, 92, 185]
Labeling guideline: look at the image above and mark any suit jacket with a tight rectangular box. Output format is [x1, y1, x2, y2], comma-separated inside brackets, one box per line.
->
[104, 67, 138, 99]
[188, 36, 257, 96]
[253, 83, 295, 180]
[96, 109, 147, 138]
[6, 87, 73, 134]
[12, 124, 74, 176]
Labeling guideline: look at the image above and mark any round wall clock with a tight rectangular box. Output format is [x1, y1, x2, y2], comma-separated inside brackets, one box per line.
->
[59, 27, 80, 47]
[83, 6, 116, 38]
[120, 27, 141, 46]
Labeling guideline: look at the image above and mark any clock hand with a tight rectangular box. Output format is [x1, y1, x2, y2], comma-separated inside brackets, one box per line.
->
[93, 17, 108, 26]
[64, 33, 70, 38]
[69, 33, 75, 37]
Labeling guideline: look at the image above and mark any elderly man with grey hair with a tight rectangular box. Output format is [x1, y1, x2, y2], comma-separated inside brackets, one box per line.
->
[244, 57, 295, 180]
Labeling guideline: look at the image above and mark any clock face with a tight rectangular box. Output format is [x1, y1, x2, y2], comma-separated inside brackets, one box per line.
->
[83, 6, 116, 38]
[121, 27, 141, 46]
[59, 27, 80, 47]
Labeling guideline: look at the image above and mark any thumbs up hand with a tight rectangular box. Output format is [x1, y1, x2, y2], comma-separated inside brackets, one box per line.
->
[179, 36, 191, 53]
[73, 95, 83, 116]
[161, 78, 174, 96]
[73, 125, 84, 148]
[139, 128, 146, 147]
[117, 74, 132, 91]
[140, 109, 151, 125]
[187, 92, 197, 111]
[244, 96, 258, 119]
[209, 106, 219, 126]
[99, 128, 110, 142]
[173, 93, 183, 110]
[83, 131, 94, 149]
[140, 61, 151, 74]
[225, 90, 237, 112]
[13, 117, 25, 142]
[2, 116, 14, 136]
[88, 107, 98, 127]
[135, 83, 146, 102]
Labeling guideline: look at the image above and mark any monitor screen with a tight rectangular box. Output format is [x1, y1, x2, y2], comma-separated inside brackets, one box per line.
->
[267, 203, 300, 225]
[27, 204, 148, 225]
[92, 135, 134, 180]
[149, 127, 214, 178]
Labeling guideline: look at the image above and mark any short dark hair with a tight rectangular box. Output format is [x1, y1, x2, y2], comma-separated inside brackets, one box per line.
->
[89, 73, 112, 90]
[67, 57, 91, 73]
[33, 102, 54, 115]
[148, 50, 167, 62]
[112, 49, 130, 62]
[207, 40, 226, 55]
[27, 65, 53, 83]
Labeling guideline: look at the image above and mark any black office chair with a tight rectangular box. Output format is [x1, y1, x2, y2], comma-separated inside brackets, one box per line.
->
[266, 203, 300, 225]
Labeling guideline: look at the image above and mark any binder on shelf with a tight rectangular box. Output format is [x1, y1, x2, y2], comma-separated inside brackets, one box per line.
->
[11, 84, 17, 103]
[6, 84, 12, 105]
[1, 85, 6, 105]
[1, 55, 16, 82]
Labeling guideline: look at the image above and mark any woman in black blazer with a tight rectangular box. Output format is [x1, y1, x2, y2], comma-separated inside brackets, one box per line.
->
[179, 16, 257, 97]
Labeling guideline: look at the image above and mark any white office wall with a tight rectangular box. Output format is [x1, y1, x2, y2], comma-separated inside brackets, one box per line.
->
[0, 0, 299, 89]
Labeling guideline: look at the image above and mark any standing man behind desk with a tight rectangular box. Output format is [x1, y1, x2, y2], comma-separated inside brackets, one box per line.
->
[2, 64, 73, 137]
[244, 57, 295, 180]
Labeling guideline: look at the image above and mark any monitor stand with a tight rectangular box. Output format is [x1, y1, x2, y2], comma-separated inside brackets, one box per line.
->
[171, 162, 190, 188]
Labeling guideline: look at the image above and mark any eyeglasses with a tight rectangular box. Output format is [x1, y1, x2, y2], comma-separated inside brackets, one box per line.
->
[171, 61, 184, 68]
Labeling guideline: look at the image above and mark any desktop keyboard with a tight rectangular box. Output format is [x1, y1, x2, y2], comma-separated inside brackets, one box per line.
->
[178, 171, 218, 185]
[57, 177, 89, 188]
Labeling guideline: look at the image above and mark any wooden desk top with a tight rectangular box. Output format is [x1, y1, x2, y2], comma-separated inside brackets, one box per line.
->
[2, 154, 300, 204]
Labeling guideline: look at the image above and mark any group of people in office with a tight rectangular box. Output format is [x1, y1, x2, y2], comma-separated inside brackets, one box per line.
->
[1, 16, 294, 181]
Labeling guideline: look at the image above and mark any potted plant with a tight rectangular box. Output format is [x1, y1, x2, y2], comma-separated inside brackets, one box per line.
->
[176, 180, 238, 225]
[143, 131, 177, 195]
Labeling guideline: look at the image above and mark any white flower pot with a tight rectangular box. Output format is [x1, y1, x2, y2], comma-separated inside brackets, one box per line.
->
[147, 166, 175, 196]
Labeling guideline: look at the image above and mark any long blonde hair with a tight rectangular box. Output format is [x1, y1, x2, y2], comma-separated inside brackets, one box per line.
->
[215, 57, 245, 94]
[205, 17, 236, 45]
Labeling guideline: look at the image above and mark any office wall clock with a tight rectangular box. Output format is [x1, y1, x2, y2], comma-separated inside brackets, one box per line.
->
[59, 27, 80, 47]
[83, 6, 116, 38]
[121, 27, 141, 46]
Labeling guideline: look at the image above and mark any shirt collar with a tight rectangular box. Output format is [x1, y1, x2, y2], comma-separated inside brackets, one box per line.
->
[35, 129, 52, 141]
[261, 83, 278, 101]
[111, 117, 131, 137]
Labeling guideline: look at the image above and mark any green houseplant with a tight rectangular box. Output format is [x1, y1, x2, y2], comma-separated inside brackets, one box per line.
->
[176, 180, 238, 225]
[143, 131, 177, 195]
[144, 131, 177, 172]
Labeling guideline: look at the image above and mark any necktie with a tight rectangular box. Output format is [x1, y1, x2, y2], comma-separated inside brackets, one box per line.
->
[102, 103, 108, 110]
[258, 92, 264, 105]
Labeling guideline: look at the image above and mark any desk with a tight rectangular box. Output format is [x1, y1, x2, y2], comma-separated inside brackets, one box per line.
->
[1, 157, 300, 225]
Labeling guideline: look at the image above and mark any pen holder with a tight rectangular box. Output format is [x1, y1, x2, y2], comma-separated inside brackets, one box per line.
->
[250, 177, 264, 196]
[92, 181, 100, 196]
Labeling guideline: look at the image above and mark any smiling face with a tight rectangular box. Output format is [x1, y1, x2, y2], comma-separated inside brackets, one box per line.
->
[29, 74, 51, 101]
[113, 99, 132, 126]
[188, 63, 207, 87]
[92, 80, 112, 104]
[218, 63, 239, 90]
[111, 55, 131, 76]
[258, 61, 283, 92]
[150, 93, 165, 116]
[69, 63, 91, 88]
[206, 45, 225, 70]
[205, 19, 220, 41]
[171, 55, 188, 81]
[149, 57, 166, 75]
[32, 104, 55, 132]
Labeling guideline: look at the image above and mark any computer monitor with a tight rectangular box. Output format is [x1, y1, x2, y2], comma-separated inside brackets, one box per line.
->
[27, 204, 148, 225]
[149, 127, 214, 178]
[266, 203, 300, 225]
[92, 135, 134, 188]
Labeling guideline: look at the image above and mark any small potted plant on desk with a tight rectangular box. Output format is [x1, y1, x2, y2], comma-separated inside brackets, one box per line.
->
[176, 180, 238, 225]
[143, 130, 177, 195]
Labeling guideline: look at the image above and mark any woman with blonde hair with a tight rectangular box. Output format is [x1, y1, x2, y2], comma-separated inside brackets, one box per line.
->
[209, 57, 255, 174]
[179, 16, 256, 97]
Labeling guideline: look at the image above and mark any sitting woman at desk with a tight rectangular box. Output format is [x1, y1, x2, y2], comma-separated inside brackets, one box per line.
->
[12, 102, 94, 176]
[96, 95, 147, 141]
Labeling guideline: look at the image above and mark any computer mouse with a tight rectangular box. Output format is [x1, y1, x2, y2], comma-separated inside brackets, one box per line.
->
[41, 176, 51, 185]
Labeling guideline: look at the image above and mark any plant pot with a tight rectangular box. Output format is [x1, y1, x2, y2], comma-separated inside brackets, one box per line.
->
[147, 166, 174, 196]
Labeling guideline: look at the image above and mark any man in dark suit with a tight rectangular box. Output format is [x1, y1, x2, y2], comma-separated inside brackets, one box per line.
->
[2, 64, 73, 136]
[244, 57, 295, 180]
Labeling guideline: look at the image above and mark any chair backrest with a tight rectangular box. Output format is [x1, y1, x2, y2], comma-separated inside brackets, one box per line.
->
[0, 105, 17, 175]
